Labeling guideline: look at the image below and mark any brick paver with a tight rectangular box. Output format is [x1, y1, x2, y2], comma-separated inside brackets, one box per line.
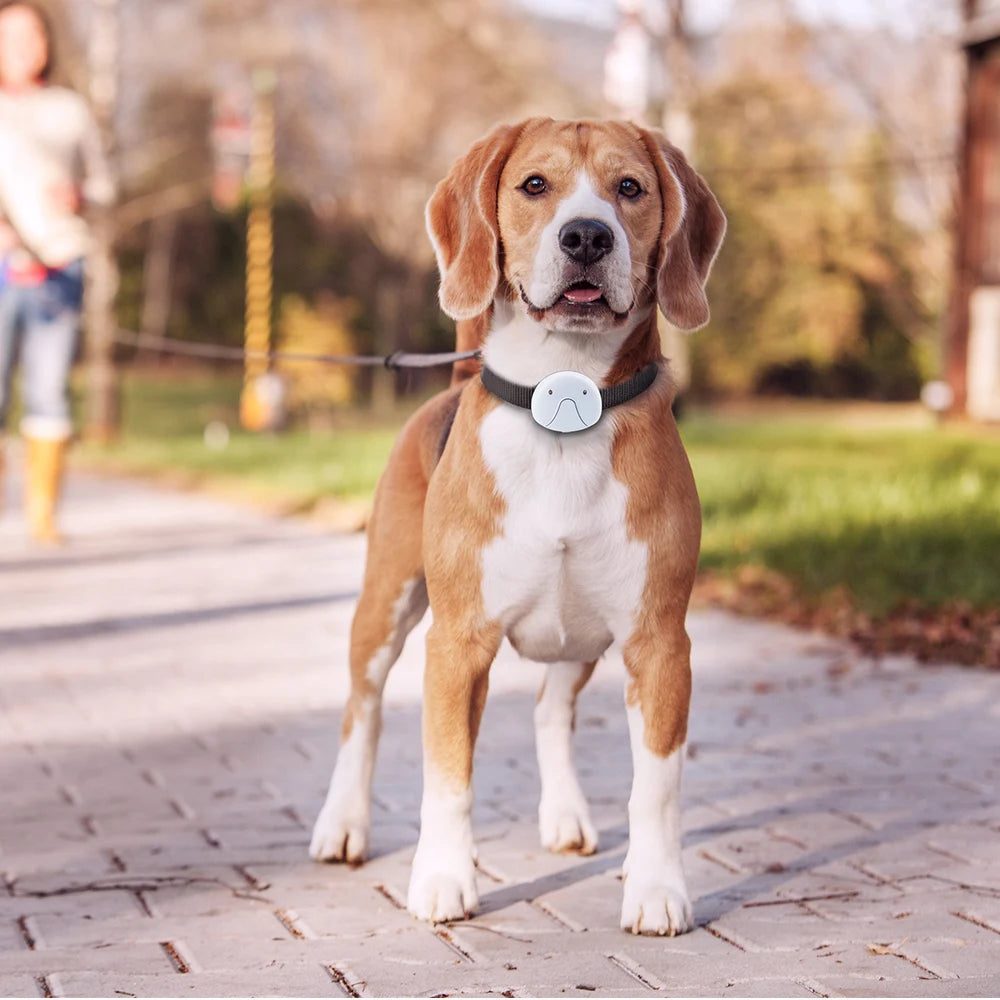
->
[1, 459, 999, 997]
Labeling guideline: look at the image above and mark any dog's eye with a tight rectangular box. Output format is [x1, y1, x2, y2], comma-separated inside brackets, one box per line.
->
[618, 178, 641, 198]
[521, 176, 547, 196]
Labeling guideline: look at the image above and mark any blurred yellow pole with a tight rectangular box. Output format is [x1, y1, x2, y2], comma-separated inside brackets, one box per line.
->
[239, 69, 277, 431]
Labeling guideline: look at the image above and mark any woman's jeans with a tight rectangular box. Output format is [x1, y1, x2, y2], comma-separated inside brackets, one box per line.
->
[0, 258, 84, 440]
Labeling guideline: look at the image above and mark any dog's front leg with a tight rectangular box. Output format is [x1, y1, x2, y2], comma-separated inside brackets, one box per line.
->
[407, 618, 502, 923]
[536, 660, 598, 854]
[620, 622, 694, 936]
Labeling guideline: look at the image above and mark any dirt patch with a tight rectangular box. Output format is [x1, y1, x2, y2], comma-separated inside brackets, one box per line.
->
[694, 565, 1000, 669]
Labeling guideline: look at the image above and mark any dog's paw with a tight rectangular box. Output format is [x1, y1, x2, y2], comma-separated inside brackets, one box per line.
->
[309, 806, 369, 865]
[539, 795, 598, 855]
[407, 867, 478, 923]
[620, 876, 693, 936]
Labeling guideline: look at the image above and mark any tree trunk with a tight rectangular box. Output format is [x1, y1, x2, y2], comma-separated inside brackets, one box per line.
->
[84, 210, 120, 442]
[84, 0, 120, 443]
[139, 212, 177, 359]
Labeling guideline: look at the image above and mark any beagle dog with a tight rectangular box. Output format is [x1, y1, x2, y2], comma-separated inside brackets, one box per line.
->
[310, 118, 726, 936]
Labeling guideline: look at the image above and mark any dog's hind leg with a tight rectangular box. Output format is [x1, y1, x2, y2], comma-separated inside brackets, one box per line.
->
[535, 660, 598, 855]
[310, 567, 427, 864]
[310, 403, 443, 865]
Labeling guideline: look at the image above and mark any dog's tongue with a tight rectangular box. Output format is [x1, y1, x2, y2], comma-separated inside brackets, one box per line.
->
[563, 285, 603, 304]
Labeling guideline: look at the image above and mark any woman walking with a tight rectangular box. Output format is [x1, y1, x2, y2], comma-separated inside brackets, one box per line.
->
[0, 0, 112, 543]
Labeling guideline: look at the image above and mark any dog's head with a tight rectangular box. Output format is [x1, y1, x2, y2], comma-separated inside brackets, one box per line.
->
[426, 117, 726, 334]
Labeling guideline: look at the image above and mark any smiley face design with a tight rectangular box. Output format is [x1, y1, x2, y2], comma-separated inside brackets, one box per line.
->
[530, 370, 603, 433]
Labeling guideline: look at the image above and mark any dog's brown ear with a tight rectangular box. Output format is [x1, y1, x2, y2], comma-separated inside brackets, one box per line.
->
[426, 122, 527, 321]
[637, 127, 726, 331]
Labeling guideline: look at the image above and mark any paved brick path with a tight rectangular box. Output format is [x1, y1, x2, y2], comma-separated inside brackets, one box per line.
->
[1, 460, 999, 998]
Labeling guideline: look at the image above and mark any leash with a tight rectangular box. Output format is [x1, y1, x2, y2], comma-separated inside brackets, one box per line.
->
[113, 329, 483, 370]
[113, 330, 659, 436]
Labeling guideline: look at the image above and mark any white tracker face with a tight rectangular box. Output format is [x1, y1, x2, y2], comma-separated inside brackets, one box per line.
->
[530, 369, 603, 433]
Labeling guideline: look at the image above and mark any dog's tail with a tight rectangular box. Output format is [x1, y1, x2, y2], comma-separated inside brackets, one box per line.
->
[450, 312, 488, 386]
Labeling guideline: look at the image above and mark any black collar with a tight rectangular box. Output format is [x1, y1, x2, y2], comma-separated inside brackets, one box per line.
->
[480, 361, 659, 411]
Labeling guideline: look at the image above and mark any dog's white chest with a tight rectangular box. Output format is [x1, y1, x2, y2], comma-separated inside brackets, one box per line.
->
[478, 403, 647, 663]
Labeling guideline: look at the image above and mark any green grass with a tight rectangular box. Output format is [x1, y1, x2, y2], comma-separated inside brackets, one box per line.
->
[684, 411, 1000, 617]
[75, 369, 401, 507]
[76, 371, 1000, 618]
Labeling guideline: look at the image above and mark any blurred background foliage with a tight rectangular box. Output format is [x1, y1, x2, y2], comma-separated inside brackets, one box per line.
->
[32, 0, 997, 662]
[276, 292, 359, 424]
[42, 0, 959, 413]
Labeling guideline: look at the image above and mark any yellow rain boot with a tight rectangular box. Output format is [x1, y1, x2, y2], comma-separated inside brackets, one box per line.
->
[24, 435, 68, 545]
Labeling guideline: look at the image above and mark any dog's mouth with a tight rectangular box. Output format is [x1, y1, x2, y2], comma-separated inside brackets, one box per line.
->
[519, 281, 632, 325]
[560, 281, 605, 306]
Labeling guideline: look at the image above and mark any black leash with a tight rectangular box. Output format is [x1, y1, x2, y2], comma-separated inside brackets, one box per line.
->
[114, 329, 483, 370]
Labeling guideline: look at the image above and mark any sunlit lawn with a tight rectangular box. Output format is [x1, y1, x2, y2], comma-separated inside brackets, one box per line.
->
[74, 369, 404, 508]
[76, 370, 1000, 619]
[686, 409, 1000, 617]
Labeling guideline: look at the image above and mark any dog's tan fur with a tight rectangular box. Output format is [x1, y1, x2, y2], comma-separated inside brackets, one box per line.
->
[611, 336, 701, 756]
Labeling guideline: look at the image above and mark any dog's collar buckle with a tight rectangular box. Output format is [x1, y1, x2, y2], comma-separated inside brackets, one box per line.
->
[480, 362, 659, 434]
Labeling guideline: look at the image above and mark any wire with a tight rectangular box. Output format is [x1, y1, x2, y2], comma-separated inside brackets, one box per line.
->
[114, 329, 481, 369]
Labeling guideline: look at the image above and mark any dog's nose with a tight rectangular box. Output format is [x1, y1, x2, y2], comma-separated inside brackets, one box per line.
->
[558, 218, 614, 264]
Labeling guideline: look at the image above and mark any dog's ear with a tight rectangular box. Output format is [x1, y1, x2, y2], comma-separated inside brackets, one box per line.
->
[636, 127, 726, 331]
[426, 121, 527, 321]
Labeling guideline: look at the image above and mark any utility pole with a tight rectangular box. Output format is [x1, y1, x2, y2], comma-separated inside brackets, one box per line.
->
[604, 0, 653, 122]
[660, 0, 695, 397]
[85, 0, 120, 442]
[663, 0, 695, 158]
[604, 0, 695, 400]
[946, 0, 1000, 419]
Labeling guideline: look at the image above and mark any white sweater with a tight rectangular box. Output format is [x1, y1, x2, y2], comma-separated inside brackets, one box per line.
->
[0, 85, 114, 268]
